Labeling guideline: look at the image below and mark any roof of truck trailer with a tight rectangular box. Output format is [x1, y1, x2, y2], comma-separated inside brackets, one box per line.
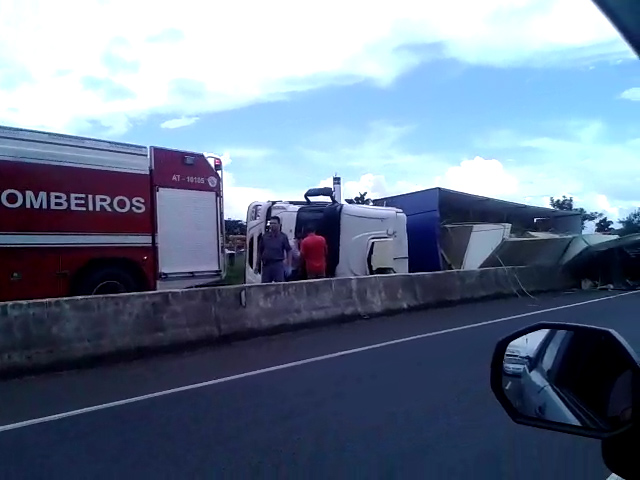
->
[374, 187, 580, 219]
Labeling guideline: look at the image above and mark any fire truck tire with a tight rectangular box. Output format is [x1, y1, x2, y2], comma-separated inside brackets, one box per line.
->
[75, 266, 141, 296]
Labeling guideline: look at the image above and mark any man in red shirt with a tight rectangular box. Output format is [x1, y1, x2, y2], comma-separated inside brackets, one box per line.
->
[300, 226, 328, 279]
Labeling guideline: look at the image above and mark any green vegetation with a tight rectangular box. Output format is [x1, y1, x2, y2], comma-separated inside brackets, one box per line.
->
[225, 219, 247, 236]
[549, 196, 601, 231]
[549, 196, 627, 234]
[221, 252, 246, 286]
[345, 192, 373, 205]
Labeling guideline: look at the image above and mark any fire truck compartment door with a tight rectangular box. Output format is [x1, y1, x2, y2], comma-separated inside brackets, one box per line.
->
[156, 187, 221, 276]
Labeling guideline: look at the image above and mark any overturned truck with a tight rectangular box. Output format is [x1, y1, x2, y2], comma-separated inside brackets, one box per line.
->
[374, 187, 582, 272]
[565, 234, 640, 290]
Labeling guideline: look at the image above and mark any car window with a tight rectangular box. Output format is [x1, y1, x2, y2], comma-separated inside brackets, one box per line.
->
[540, 331, 569, 376]
[248, 237, 255, 268]
[248, 204, 261, 222]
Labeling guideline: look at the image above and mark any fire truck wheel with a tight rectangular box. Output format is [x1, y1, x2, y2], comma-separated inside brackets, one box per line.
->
[76, 266, 140, 296]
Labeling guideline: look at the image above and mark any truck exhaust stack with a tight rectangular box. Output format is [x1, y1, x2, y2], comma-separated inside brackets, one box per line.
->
[333, 174, 342, 203]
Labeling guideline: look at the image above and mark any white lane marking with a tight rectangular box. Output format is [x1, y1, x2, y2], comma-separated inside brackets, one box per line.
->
[1, 290, 638, 434]
[505, 381, 511, 390]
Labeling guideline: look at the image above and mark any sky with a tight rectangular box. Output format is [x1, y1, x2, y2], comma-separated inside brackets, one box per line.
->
[509, 329, 550, 355]
[1, 0, 639, 222]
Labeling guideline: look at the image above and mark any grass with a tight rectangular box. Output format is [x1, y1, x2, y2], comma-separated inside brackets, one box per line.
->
[220, 252, 246, 286]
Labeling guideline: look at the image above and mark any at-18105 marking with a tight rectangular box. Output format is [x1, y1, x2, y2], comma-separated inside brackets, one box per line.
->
[170, 175, 217, 187]
[171, 174, 205, 183]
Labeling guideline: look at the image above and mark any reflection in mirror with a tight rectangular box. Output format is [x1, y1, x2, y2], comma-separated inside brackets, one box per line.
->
[501, 328, 635, 433]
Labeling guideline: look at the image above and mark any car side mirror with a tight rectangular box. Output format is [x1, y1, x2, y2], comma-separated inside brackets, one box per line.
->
[490, 321, 640, 440]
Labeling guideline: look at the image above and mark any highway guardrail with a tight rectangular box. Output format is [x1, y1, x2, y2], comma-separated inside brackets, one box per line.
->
[0, 266, 577, 376]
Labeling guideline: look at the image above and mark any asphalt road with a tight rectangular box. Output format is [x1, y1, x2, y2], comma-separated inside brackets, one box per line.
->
[1, 289, 639, 479]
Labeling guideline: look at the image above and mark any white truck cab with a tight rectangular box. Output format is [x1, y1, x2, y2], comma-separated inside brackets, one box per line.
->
[245, 187, 408, 283]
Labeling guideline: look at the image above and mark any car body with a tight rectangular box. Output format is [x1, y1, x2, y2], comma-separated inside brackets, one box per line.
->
[502, 350, 528, 376]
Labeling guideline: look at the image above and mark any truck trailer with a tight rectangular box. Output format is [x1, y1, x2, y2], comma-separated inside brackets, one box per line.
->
[375, 187, 582, 273]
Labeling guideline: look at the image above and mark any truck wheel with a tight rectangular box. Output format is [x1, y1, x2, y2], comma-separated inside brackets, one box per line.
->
[76, 267, 140, 296]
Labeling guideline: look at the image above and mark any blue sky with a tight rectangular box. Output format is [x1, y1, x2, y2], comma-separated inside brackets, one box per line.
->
[1, 0, 639, 222]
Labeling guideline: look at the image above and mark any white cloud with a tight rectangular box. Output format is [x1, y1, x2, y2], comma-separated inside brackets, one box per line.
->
[435, 157, 520, 198]
[222, 120, 640, 222]
[0, 0, 632, 134]
[223, 171, 313, 221]
[160, 116, 199, 129]
[218, 150, 272, 219]
[479, 121, 640, 216]
[318, 173, 428, 201]
[200, 147, 272, 219]
[620, 88, 640, 101]
[222, 171, 275, 220]
[219, 148, 299, 219]
[302, 121, 447, 177]
[223, 158, 430, 221]
[594, 193, 619, 217]
[221, 148, 274, 162]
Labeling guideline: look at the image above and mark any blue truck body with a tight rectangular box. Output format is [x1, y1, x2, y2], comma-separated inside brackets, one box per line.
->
[374, 188, 442, 273]
[374, 188, 582, 274]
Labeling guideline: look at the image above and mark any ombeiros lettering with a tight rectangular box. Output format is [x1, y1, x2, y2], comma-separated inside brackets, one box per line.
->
[0, 189, 146, 213]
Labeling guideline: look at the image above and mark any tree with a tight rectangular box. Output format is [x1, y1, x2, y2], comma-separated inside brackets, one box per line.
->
[594, 216, 614, 234]
[225, 219, 246, 236]
[549, 195, 574, 211]
[549, 195, 601, 230]
[348, 192, 372, 205]
[618, 209, 640, 236]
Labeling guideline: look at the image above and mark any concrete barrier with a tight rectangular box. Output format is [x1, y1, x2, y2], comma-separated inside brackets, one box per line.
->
[0, 266, 577, 376]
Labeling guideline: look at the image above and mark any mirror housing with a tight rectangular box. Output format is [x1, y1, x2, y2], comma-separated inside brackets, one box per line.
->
[490, 321, 640, 440]
[591, 0, 640, 59]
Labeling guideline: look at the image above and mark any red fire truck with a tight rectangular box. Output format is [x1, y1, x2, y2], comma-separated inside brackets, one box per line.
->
[0, 125, 226, 302]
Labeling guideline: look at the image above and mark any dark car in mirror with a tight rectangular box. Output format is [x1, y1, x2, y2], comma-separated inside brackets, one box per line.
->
[490, 322, 640, 439]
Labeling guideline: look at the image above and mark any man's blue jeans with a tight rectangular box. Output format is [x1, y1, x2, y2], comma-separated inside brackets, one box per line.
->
[261, 262, 285, 283]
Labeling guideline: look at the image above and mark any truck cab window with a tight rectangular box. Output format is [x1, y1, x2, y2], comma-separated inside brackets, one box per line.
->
[248, 237, 255, 268]
[249, 205, 262, 222]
